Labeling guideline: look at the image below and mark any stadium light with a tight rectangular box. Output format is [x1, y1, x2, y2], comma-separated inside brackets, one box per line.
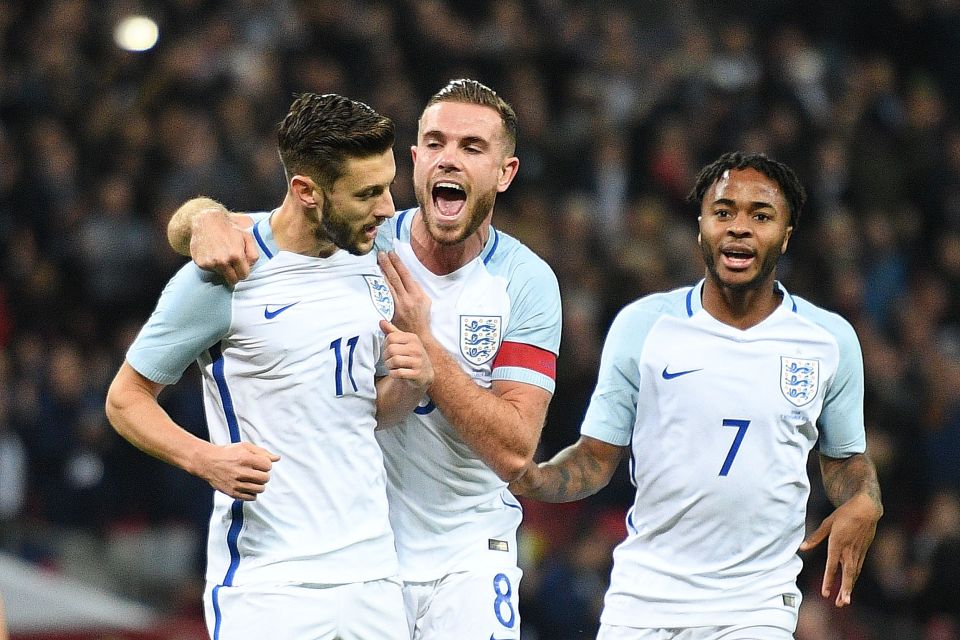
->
[114, 15, 159, 52]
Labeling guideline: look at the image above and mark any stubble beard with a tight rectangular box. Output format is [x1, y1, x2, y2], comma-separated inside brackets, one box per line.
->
[318, 197, 367, 256]
[417, 185, 496, 246]
[700, 241, 781, 293]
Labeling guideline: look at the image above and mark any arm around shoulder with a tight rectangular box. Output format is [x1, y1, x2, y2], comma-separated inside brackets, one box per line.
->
[167, 197, 258, 285]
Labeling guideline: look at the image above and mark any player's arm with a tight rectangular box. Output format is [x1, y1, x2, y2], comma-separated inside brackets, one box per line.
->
[800, 452, 883, 608]
[378, 250, 551, 481]
[167, 197, 258, 285]
[509, 435, 627, 502]
[376, 319, 435, 428]
[105, 362, 279, 501]
[0, 593, 8, 640]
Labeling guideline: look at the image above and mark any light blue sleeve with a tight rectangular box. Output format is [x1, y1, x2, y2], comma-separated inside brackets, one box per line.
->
[495, 247, 562, 392]
[126, 263, 234, 385]
[502, 255, 561, 354]
[799, 302, 867, 457]
[580, 300, 662, 447]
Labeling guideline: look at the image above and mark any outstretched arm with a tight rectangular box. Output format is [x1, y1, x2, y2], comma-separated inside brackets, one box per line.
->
[800, 452, 883, 607]
[167, 197, 258, 285]
[509, 435, 627, 502]
[378, 250, 553, 482]
[106, 361, 279, 501]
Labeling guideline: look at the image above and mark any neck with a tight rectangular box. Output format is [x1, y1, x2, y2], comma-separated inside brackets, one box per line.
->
[700, 273, 783, 330]
[270, 194, 337, 258]
[410, 209, 489, 275]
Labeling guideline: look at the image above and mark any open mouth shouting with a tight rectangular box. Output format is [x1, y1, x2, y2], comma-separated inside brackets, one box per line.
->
[432, 181, 467, 220]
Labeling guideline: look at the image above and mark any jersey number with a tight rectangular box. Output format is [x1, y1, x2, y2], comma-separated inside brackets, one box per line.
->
[719, 419, 750, 476]
[330, 336, 359, 396]
[492, 573, 515, 628]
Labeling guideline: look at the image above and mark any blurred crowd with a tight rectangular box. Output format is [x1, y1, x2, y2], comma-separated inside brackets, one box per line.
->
[1, 0, 959, 638]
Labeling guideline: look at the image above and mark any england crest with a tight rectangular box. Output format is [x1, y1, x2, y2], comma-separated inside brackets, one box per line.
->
[363, 274, 395, 320]
[780, 357, 819, 407]
[460, 315, 501, 366]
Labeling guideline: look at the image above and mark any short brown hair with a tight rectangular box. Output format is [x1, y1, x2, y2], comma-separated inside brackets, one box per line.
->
[423, 79, 517, 155]
[277, 93, 395, 189]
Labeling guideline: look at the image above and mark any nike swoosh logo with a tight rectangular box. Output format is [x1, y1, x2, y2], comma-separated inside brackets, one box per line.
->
[490, 635, 513, 640]
[662, 366, 703, 380]
[264, 302, 299, 319]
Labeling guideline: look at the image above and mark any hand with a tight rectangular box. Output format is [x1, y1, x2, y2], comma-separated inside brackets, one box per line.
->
[799, 492, 881, 607]
[198, 441, 280, 501]
[380, 319, 433, 391]
[191, 208, 258, 285]
[377, 251, 431, 335]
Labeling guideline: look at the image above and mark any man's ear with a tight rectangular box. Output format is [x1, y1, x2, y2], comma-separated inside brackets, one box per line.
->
[291, 175, 319, 208]
[781, 226, 793, 254]
[497, 156, 520, 192]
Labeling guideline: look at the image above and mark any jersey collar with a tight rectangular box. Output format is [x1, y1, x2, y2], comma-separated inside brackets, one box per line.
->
[252, 211, 280, 260]
[686, 279, 797, 318]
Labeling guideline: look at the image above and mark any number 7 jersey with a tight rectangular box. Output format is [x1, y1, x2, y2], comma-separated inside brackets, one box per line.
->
[582, 280, 866, 629]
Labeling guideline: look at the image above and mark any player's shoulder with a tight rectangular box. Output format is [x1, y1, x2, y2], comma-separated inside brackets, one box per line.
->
[789, 293, 859, 344]
[373, 207, 414, 252]
[605, 285, 692, 342]
[485, 225, 558, 286]
[618, 285, 692, 322]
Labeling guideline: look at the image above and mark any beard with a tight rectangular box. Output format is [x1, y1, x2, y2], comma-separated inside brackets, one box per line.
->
[700, 240, 782, 292]
[416, 182, 496, 246]
[317, 196, 367, 256]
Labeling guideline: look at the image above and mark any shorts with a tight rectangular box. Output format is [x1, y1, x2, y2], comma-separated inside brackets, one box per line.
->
[204, 577, 407, 639]
[404, 565, 523, 639]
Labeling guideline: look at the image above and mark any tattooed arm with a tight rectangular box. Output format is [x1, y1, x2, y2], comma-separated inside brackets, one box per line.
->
[509, 435, 627, 503]
[799, 453, 883, 608]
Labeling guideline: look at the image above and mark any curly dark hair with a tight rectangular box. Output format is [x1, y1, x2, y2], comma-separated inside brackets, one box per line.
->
[277, 93, 395, 190]
[687, 151, 807, 228]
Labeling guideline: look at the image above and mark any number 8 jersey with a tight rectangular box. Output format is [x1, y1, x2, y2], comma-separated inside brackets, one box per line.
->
[374, 208, 562, 582]
[582, 280, 866, 630]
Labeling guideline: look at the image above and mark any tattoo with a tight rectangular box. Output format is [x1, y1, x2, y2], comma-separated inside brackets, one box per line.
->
[557, 466, 571, 500]
[821, 453, 883, 513]
[537, 440, 620, 503]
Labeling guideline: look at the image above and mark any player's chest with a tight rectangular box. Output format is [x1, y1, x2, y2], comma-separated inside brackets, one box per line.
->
[425, 277, 512, 373]
[229, 270, 392, 355]
[641, 322, 837, 422]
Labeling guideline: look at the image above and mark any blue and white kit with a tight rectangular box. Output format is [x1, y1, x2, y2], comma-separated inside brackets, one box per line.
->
[126, 215, 400, 622]
[583, 280, 865, 631]
[374, 208, 562, 638]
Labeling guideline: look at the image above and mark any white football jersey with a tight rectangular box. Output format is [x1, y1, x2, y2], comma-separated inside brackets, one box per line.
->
[582, 280, 866, 629]
[127, 215, 399, 589]
[374, 209, 562, 581]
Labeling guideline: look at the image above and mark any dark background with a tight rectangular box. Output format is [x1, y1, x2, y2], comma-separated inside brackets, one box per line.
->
[1, 1, 959, 638]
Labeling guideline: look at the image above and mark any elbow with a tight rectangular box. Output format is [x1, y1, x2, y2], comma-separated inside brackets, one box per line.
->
[104, 386, 124, 435]
[493, 451, 535, 483]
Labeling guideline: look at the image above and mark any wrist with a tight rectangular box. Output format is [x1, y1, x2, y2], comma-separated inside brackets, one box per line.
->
[184, 439, 214, 480]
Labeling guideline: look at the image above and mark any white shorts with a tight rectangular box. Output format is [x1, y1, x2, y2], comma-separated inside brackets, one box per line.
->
[597, 623, 794, 640]
[404, 566, 523, 639]
[204, 578, 407, 640]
